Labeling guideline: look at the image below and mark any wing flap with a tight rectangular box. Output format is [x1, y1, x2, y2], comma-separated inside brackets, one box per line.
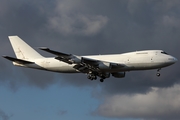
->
[39, 47, 81, 64]
[82, 57, 125, 68]
[3, 56, 34, 64]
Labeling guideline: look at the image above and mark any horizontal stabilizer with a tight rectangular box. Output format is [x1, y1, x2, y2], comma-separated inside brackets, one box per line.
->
[2, 56, 34, 64]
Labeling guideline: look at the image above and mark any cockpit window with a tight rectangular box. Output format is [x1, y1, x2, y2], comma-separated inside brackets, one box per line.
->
[161, 51, 168, 55]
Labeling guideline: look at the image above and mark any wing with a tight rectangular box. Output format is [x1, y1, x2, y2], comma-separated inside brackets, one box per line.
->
[39, 47, 125, 77]
[39, 47, 81, 64]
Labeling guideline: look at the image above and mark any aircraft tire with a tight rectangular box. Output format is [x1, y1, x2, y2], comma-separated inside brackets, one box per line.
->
[100, 79, 104, 82]
[156, 73, 160, 77]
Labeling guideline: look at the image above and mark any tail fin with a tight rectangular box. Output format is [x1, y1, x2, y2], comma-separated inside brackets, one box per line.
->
[8, 36, 44, 60]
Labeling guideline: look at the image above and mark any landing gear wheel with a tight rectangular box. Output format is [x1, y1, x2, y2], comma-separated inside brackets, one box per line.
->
[156, 73, 160, 77]
[87, 75, 90, 79]
[100, 79, 104, 82]
[87, 74, 97, 81]
[156, 68, 161, 77]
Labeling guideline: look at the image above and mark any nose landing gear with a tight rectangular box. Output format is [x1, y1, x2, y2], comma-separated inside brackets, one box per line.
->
[156, 69, 161, 77]
[156, 73, 160, 77]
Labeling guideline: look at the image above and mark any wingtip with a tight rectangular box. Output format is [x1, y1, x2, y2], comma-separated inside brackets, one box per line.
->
[2, 55, 8, 58]
[39, 47, 50, 50]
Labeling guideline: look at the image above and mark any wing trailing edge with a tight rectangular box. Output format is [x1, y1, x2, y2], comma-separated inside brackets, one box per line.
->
[39, 47, 81, 64]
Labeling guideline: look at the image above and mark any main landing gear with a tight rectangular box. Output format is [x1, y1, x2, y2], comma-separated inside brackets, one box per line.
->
[156, 69, 161, 77]
[100, 78, 104, 82]
[87, 74, 105, 82]
[87, 74, 97, 80]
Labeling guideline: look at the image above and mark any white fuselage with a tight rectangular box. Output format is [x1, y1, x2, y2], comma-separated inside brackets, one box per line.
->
[13, 50, 177, 73]
[5, 36, 177, 81]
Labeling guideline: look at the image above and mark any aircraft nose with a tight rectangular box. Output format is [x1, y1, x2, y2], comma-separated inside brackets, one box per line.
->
[173, 57, 178, 63]
[169, 56, 178, 64]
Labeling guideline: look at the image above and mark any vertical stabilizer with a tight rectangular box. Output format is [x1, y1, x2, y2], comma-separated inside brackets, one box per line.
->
[8, 36, 44, 60]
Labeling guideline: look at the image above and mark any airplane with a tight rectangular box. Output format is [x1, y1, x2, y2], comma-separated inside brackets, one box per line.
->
[3, 36, 178, 82]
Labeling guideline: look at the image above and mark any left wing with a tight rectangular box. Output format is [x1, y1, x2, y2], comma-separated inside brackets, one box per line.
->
[39, 47, 125, 76]
[39, 47, 81, 64]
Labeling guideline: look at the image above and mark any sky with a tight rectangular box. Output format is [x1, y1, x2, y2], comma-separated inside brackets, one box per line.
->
[0, 0, 180, 120]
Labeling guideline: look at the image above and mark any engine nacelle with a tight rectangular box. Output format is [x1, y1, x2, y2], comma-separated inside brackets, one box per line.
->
[112, 72, 125, 78]
[98, 62, 111, 70]
[69, 56, 82, 64]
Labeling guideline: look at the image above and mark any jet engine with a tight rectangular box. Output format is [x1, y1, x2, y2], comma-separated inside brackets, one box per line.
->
[111, 72, 125, 78]
[69, 56, 82, 64]
[98, 62, 111, 70]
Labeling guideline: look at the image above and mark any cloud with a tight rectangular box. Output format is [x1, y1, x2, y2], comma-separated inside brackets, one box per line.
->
[48, 0, 108, 35]
[162, 15, 180, 28]
[0, 0, 179, 94]
[57, 110, 68, 116]
[96, 84, 180, 120]
[48, 14, 108, 36]
[0, 0, 180, 119]
[0, 109, 11, 120]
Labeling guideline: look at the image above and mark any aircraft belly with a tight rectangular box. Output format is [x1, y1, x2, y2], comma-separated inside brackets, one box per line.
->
[35, 59, 77, 73]
[126, 62, 172, 71]
[46, 64, 77, 73]
[48, 67, 77, 73]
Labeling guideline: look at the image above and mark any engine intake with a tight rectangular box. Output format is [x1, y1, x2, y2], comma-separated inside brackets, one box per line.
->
[112, 72, 125, 78]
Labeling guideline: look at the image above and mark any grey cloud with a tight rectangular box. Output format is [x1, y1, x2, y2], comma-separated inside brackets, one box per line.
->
[57, 110, 68, 116]
[0, 0, 179, 91]
[0, 0, 57, 90]
[0, 0, 179, 92]
[0, 109, 11, 120]
[48, 0, 108, 36]
[20, 68, 57, 89]
[0, 0, 180, 119]
[0, 61, 56, 91]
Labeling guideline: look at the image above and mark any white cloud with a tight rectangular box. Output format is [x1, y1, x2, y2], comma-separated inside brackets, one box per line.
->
[97, 84, 180, 119]
[49, 14, 108, 36]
